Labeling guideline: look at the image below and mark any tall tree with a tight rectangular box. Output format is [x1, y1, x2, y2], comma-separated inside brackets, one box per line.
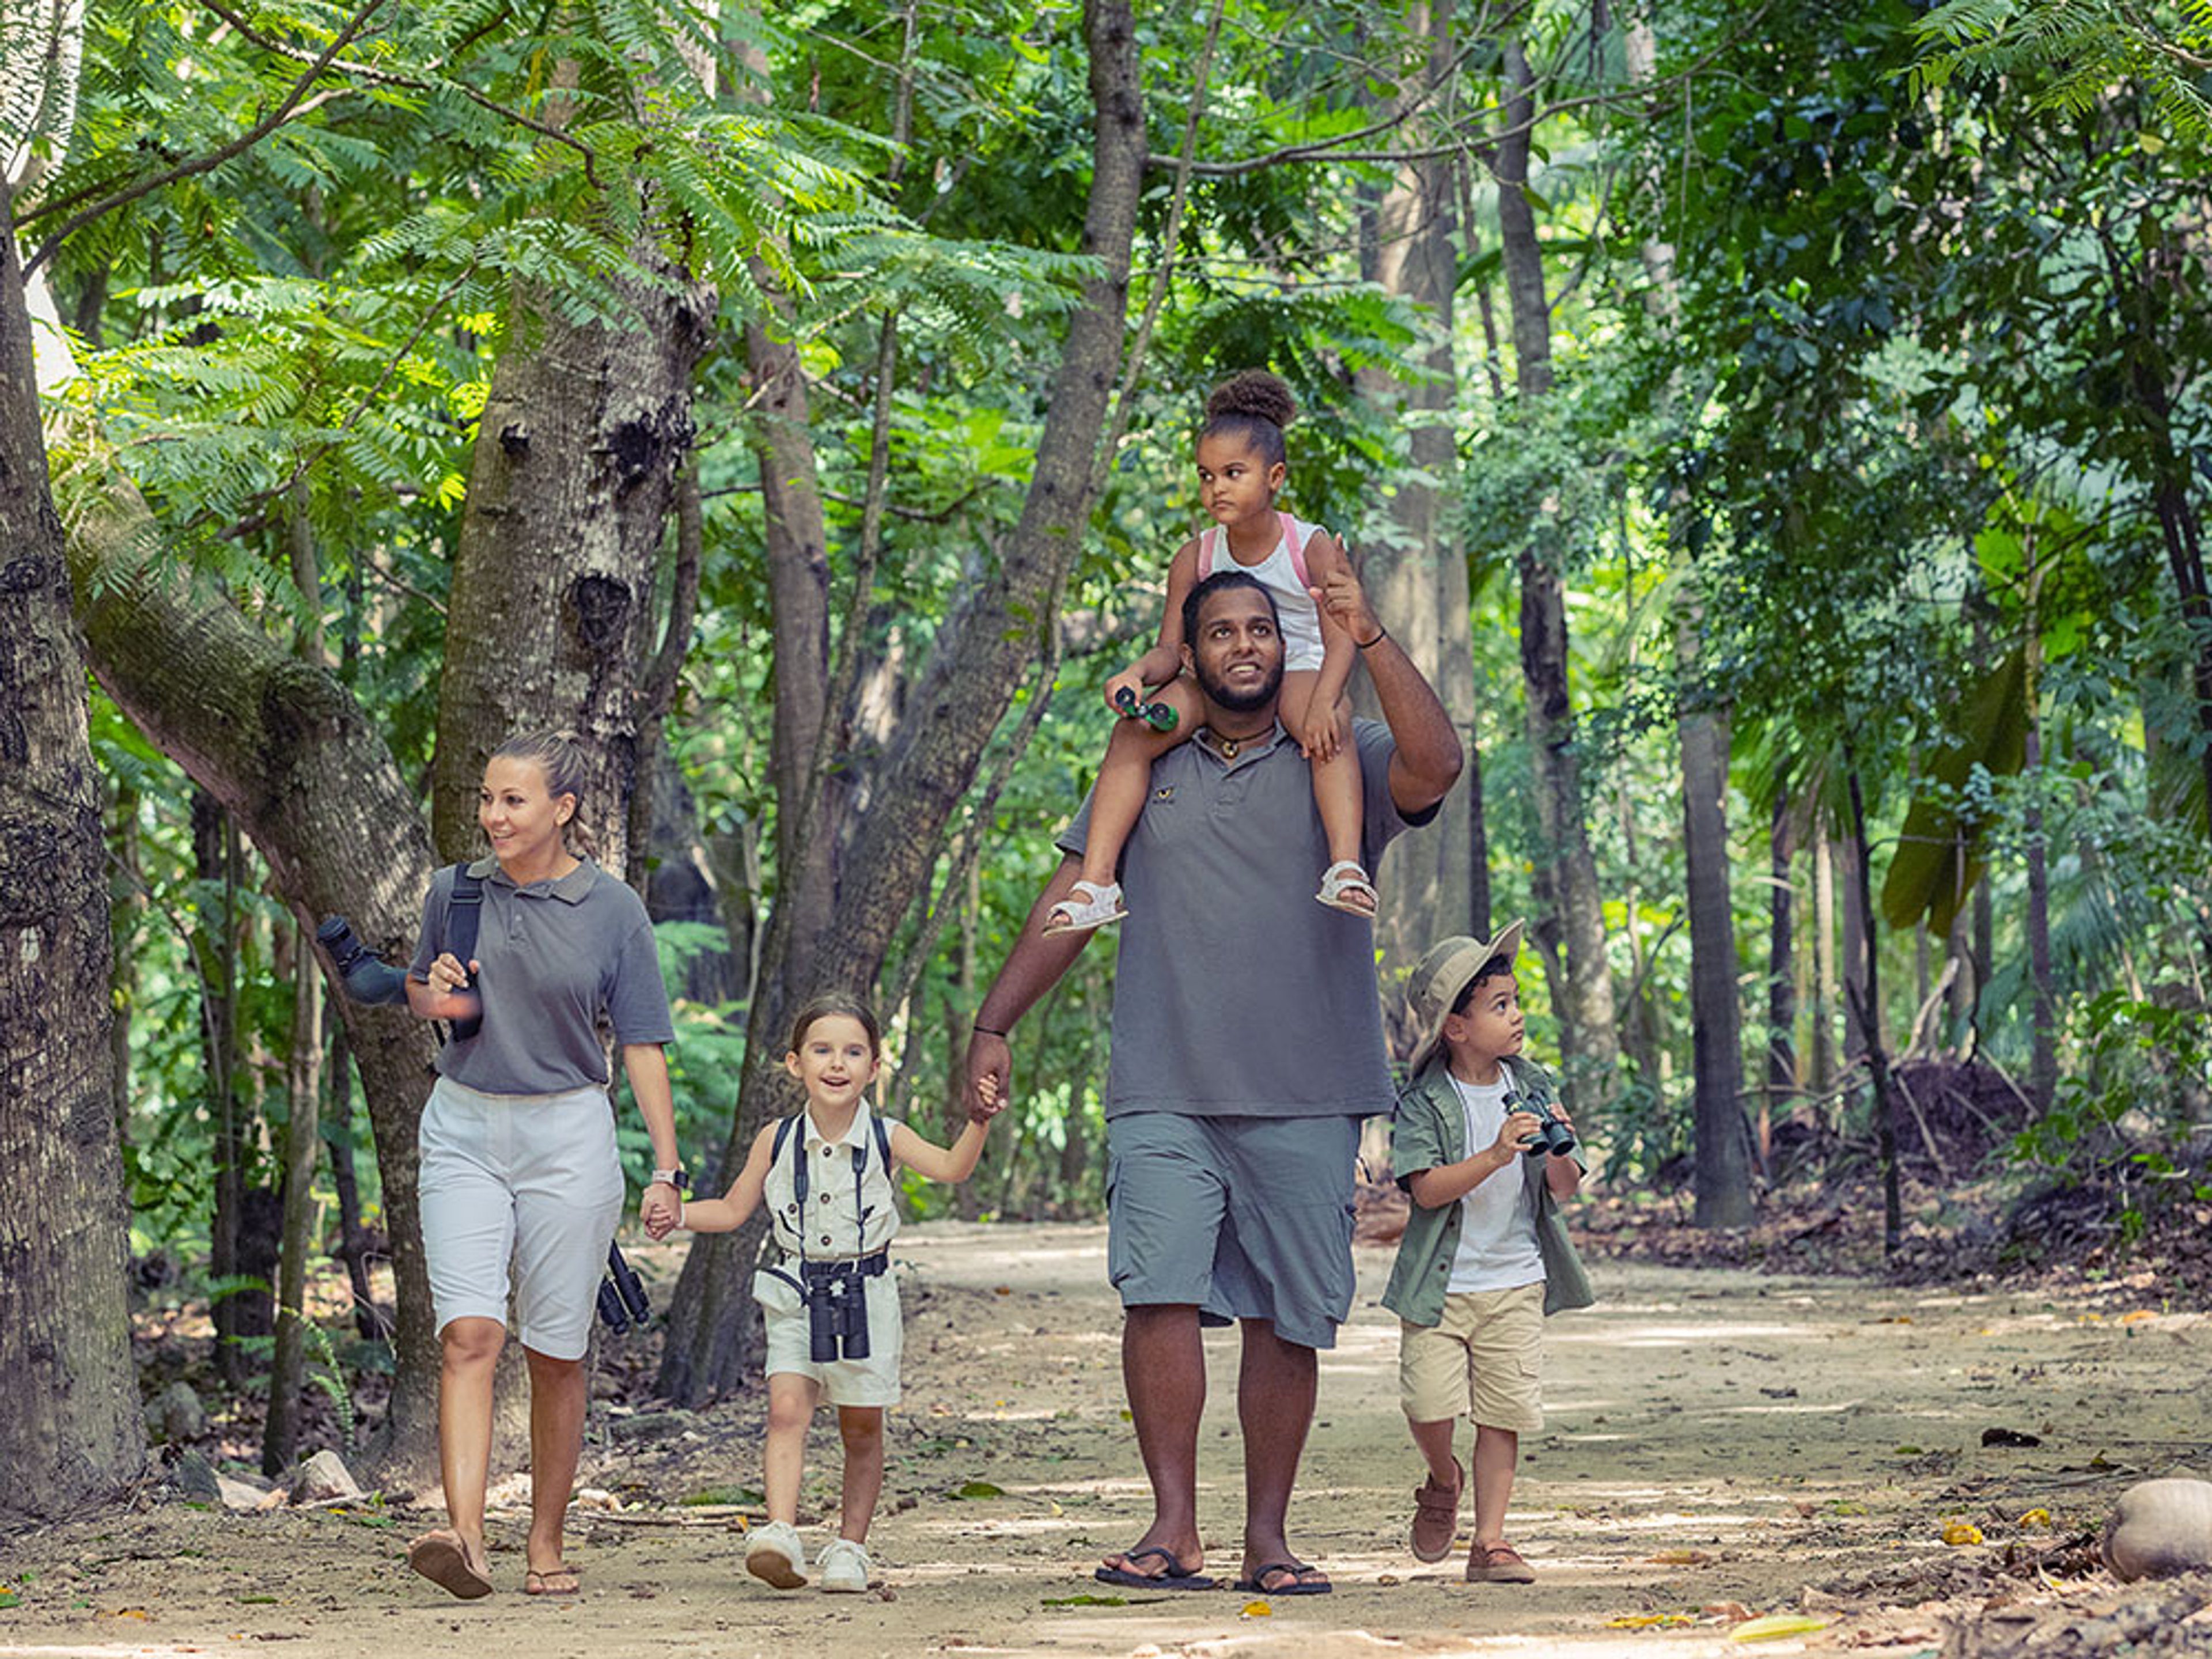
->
[1491, 32, 1620, 1089]
[0, 182, 143, 1520]
[1355, 0, 1475, 974]
[658, 0, 1154, 1403]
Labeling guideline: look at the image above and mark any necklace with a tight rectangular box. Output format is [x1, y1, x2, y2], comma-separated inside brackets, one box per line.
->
[1215, 729, 1266, 759]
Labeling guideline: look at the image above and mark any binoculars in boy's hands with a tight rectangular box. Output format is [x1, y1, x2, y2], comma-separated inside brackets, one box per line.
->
[1113, 685, 1178, 733]
[1505, 1091, 1576, 1158]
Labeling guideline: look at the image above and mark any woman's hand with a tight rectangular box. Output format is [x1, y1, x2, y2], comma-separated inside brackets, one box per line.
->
[641, 1183, 682, 1239]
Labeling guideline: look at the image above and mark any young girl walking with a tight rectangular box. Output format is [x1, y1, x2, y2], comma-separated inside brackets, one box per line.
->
[646, 993, 1000, 1593]
[1046, 369, 1377, 935]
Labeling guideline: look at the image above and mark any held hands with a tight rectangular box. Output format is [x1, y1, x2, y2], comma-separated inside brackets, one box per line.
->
[965, 1030, 1011, 1125]
[641, 1182, 682, 1240]
[1307, 562, 1380, 650]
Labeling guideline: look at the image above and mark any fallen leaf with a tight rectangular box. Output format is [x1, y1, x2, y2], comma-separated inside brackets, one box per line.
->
[1241, 1600, 1272, 1618]
[2018, 1509, 2052, 1529]
[1605, 1613, 1694, 1628]
[994, 1286, 1012, 1296]
[2120, 1309, 2156, 1324]
[1649, 1548, 1714, 1566]
[1729, 1613, 1830, 1641]
[948, 1480, 1005, 1500]
[1041, 1593, 1127, 1607]
[1942, 1522, 1984, 1546]
[1702, 1601, 1752, 1622]
[1377, 1574, 1400, 1586]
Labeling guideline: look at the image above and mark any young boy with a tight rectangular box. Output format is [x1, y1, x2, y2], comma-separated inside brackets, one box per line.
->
[1382, 924, 1594, 1584]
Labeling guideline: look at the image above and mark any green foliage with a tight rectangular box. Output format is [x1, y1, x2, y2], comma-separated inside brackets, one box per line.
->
[1914, 1, 2212, 145]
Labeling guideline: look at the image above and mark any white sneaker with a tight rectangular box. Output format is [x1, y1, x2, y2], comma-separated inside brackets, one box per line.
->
[818, 1537, 871, 1594]
[745, 1520, 808, 1589]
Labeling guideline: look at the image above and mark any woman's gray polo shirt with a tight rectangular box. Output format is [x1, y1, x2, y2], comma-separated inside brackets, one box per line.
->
[1055, 718, 1425, 1120]
[410, 857, 675, 1095]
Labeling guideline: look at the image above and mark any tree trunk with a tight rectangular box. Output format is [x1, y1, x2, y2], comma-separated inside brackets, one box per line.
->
[195, 790, 249, 1387]
[1354, 0, 1472, 977]
[1836, 831, 1868, 1066]
[2023, 567, 2056, 1113]
[1681, 676, 1749, 1226]
[1494, 36, 1619, 1094]
[1765, 787, 1797, 1142]
[322, 1012, 380, 1341]
[263, 919, 323, 1475]
[1843, 753, 1900, 1255]
[1810, 814, 1838, 1097]
[658, 0, 1152, 1404]
[0, 187, 144, 1520]
[431, 264, 713, 869]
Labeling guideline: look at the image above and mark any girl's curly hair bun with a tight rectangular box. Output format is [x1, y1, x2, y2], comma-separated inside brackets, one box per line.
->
[1205, 369, 1296, 431]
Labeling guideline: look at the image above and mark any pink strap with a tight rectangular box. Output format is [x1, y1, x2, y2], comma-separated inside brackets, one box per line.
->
[1197, 513, 1309, 585]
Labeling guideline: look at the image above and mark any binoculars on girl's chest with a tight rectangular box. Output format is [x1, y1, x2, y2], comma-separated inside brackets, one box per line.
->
[800, 1259, 872, 1363]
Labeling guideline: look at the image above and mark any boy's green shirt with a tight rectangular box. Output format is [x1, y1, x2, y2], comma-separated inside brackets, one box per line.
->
[1381, 1052, 1596, 1327]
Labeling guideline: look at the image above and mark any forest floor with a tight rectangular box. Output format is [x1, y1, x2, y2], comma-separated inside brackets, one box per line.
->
[3, 1219, 2210, 1659]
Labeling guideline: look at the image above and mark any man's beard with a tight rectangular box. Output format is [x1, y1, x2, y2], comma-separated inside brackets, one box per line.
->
[1195, 653, 1283, 714]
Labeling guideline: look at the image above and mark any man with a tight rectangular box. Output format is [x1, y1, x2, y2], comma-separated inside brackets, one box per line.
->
[965, 562, 1461, 1595]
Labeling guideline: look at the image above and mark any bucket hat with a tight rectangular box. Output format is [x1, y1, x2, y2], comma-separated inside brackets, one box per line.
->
[1404, 921, 1527, 1077]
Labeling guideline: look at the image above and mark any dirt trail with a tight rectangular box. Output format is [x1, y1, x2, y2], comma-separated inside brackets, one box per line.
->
[2, 1221, 2206, 1658]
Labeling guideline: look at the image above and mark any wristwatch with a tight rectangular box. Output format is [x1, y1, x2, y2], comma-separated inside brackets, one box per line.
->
[650, 1166, 690, 1193]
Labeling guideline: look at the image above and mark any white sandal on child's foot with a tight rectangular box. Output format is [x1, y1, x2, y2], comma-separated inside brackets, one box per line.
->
[1316, 860, 1378, 915]
[1043, 879, 1127, 935]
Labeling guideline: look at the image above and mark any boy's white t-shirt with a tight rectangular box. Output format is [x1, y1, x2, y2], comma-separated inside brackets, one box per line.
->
[1445, 1071, 1544, 1294]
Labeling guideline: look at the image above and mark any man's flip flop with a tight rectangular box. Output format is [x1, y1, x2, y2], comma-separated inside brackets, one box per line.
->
[406, 1529, 494, 1600]
[1094, 1546, 1217, 1591]
[1234, 1559, 1332, 1595]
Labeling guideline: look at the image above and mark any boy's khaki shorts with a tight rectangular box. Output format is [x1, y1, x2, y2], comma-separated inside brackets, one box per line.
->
[1399, 1281, 1546, 1430]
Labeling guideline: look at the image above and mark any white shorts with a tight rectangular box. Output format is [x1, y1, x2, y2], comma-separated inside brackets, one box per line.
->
[757, 1263, 903, 1407]
[417, 1074, 624, 1362]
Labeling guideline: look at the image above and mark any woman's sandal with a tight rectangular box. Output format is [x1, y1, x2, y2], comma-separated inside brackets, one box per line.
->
[1315, 859, 1378, 915]
[1043, 878, 1127, 936]
[524, 1562, 581, 1596]
[406, 1529, 495, 1600]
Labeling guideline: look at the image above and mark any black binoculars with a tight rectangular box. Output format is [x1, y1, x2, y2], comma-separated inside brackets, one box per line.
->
[1507, 1091, 1576, 1158]
[597, 1243, 650, 1334]
[1113, 685, 1178, 733]
[801, 1259, 870, 1363]
[316, 915, 411, 1005]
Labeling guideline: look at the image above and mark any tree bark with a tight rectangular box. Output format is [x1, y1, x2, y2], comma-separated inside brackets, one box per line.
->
[1810, 813, 1838, 1096]
[1680, 641, 1751, 1226]
[431, 265, 713, 869]
[658, 0, 1151, 1404]
[1494, 36, 1619, 1094]
[0, 185, 144, 1520]
[1353, 0, 1472, 978]
[1766, 787, 1798, 1138]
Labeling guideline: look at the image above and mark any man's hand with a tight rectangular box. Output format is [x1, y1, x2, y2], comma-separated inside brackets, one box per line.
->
[1309, 560, 1380, 647]
[966, 1030, 1011, 1123]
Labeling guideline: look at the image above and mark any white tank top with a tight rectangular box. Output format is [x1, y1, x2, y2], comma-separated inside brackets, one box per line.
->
[1196, 511, 1327, 671]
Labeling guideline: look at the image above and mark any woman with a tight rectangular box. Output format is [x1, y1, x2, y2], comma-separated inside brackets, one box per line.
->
[402, 731, 683, 1599]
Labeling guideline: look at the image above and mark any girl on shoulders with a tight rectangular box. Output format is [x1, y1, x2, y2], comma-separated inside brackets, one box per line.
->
[1047, 369, 1377, 935]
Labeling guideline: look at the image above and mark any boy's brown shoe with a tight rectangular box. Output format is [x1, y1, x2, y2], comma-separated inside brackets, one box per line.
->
[1408, 1459, 1463, 1563]
[1465, 1542, 1536, 1584]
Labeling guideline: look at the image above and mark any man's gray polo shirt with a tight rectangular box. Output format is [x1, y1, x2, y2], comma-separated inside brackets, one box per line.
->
[1055, 718, 1428, 1120]
[410, 856, 675, 1096]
